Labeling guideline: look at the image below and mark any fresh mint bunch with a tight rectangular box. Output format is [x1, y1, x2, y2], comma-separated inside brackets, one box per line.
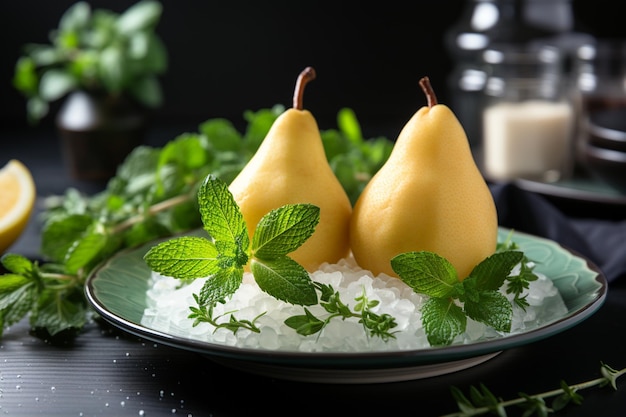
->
[144, 175, 321, 332]
[0, 253, 88, 338]
[391, 250, 525, 346]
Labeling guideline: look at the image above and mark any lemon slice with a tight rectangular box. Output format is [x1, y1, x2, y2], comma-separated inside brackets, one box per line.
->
[0, 159, 36, 254]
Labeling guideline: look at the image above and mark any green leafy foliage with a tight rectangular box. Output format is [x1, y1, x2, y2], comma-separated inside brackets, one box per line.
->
[391, 250, 524, 346]
[0, 253, 86, 338]
[0, 105, 391, 339]
[323, 108, 393, 204]
[12, 0, 168, 124]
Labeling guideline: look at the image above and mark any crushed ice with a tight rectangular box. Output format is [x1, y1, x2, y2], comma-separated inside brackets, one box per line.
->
[141, 256, 567, 352]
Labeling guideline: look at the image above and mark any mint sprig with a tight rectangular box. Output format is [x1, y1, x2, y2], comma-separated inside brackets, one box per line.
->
[144, 175, 320, 332]
[391, 250, 524, 346]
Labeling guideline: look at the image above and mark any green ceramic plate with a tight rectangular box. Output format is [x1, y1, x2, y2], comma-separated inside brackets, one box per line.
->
[85, 227, 607, 383]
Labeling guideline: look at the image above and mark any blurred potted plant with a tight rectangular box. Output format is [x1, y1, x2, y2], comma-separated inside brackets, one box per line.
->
[12, 0, 168, 181]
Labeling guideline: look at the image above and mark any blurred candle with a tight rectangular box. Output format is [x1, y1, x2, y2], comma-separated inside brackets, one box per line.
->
[483, 100, 573, 181]
[481, 45, 575, 182]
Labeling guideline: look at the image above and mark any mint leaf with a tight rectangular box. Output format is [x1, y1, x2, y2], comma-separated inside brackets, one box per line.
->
[391, 251, 460, 298]
[198, 118, 243, 153]
[0, 282, 37, 336]
[0, 274, 31, 292]
[144, 236, 222, 279]
[31, 288, 87, 335]
[64, 227, 109, 274]
[197, 174, 249, 260]
[41, 214, 95, 263]
[252, 204, 320, 259]
[421, 297, 466, 346]
[337, 107, 363, 145]
[467, 250, 524, 289]
[464, 290, 513, 333]
[251, 256, 317, 306]
[159, 133, 209, 170]
[1, 253, 33, 275]
[198, 266, 243, 305]
[0, 281, 36, 313]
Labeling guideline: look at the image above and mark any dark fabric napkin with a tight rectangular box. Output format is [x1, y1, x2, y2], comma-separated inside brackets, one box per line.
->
[490, 183, 626, 283]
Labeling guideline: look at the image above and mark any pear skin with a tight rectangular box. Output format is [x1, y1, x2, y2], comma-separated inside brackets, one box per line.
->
[349, 77, 498, 280]
[229, 67, 352, 271]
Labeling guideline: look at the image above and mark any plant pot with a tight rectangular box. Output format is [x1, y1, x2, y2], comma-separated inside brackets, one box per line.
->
[56, 90, 147, 182]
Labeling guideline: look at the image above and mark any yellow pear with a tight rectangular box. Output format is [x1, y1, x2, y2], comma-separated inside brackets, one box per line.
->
[229, 67, 352, 271]
[349, 76, 498, 280]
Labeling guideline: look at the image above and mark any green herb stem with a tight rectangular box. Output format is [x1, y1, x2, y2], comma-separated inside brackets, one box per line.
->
[440, 364, 626, 417]
[111, 193, 193, 235]
[41, 272, 83, 291]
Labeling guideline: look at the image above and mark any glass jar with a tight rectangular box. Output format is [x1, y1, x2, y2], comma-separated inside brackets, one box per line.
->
[571, 39, 626, 166]
[444, 0, 584, 148]
[481, 45, 575, 182]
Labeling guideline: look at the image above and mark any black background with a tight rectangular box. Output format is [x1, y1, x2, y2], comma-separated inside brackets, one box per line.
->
[1, 0, 626, 140]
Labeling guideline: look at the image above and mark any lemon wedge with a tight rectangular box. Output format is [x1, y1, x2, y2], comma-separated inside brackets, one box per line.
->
[0, 159, 36, 254]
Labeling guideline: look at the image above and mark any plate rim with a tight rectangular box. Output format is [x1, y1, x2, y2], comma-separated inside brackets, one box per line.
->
[85, 227, 608, 370]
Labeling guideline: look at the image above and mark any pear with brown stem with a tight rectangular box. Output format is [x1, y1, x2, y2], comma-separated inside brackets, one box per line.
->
[229, 67, 352, 271]
[350, 76, 498, 280]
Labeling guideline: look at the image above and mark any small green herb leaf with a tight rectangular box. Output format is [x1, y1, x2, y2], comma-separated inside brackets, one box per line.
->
[252, 204, 320, 259]
[284, 308, 325, 336]
[197, 174, 249, 260]
[251, 256, 317, 306]
[467, 250, 524, 289]
[116, 0, 163, 34]
[198, 266, 243, 306]
[0, 274, 31, 292]
[391, 251, 460, 298]
[41, 214, 95, 263]
[1, 253, 34, 276]
[0, 281, 36, 315]
[421, 297, 466, 346]
[31, 289, 88, 335]
[463, 290, 513, 333]
[64, 227, 109, 274]
[144, 236, 221, 279]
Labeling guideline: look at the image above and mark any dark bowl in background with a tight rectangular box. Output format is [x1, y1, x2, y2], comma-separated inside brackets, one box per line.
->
[581, 142, 626, 194]
[588, 107, 626, 152]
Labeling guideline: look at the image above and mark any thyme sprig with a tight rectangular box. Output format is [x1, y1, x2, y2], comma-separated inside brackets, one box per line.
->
[285, 282, 399, 341]
[442, 362, 625, 417]
[188, 294, 265, 334]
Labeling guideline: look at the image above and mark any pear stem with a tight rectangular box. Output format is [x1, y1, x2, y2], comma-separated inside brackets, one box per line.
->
[419, 76, 437, 108]
[293, 66, 317, 110]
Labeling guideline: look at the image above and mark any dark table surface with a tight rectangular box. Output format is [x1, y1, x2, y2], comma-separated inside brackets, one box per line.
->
[2, 129, 626, 417]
